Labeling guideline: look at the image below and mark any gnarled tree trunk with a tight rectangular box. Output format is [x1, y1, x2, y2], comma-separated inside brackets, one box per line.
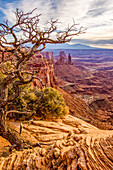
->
[0, 108, 26, 150]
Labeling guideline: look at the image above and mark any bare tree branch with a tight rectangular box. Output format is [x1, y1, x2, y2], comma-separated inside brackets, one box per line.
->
[0, 8, 83, 149]
[0, 8, 83, 108]
[6, 110, 35, 118]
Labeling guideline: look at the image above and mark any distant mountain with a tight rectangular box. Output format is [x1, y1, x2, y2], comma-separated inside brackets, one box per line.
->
[46, 43, 97, 49]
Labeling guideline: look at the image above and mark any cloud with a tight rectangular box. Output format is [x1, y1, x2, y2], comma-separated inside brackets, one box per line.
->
[87, 9, 105, 17]
[1, 0, 113, 27]
[71, 38, 113, 45]
[0, 0, 95, 25]
[0, 0, 113, 48]
[0, 0, 53, 24]
[87, 0, 108, 17]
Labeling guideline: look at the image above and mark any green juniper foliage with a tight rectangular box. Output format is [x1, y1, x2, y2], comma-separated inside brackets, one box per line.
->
[9, 86, 68, 119]
[36, 87, 69, 118]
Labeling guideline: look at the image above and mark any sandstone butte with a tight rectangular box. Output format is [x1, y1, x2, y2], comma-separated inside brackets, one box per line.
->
[0, 52, 113, 169]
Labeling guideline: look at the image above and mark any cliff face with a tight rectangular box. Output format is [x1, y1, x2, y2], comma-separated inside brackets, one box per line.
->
[1, 115, 113, 169]
[27, 54, 113, 130]
[27, 55, 56, 88]
[41, 51, 55, 63]
[54, 60, 113, 130]
[33, 61, 55, 88]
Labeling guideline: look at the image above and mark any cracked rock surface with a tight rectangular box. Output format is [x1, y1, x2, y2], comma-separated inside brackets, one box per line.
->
[0, 115, 113, 169]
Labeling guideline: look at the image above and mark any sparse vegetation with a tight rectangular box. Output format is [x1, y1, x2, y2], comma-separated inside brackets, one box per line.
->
[8, 87, 68, 120]
[36, 87, 69, 119]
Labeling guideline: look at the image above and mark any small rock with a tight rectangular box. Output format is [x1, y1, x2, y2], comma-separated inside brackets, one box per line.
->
[53, 148, 60, 158]
[73, 136, 83, 142]
[73, 128, 81, 134]
[54, 141, 63, 149]
[78, 128, 87, 134]
[40, 148, 46, 156]
[47, 150, 53, 159]
[68, 141, 74, 146]
[67, 131, 72, 140]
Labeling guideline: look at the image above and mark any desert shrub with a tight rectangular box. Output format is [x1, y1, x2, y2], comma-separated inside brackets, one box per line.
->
[23, 91, 37, 111]
[8, 86, 68, 119]
[8, 83, 33, 111]
[0, 62, 13, 84]
[36, 87, 69, 119]
[9, 90, 37, 111]
[11, 95, 26, 111]
[7, 87, 37, 120]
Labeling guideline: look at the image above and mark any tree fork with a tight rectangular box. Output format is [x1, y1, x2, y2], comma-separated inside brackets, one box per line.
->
[0, 109, 24, 146]
[0, 8, 83, 150]
[0, 109, 42, 152]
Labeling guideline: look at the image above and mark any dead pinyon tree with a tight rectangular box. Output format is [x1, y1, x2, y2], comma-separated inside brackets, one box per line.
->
[0, 8, 83, 150]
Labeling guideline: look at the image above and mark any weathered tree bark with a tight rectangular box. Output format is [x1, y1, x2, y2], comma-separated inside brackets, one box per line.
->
[0, 108, 42, 152]
[0, 8, 82, 151]
[0, 108, 26, 150]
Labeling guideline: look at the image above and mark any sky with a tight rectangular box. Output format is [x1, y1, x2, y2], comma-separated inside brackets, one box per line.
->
[0, 0, 113, 49]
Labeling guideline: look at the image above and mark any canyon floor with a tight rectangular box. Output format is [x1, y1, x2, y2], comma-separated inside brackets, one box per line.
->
[1, 50, 113, 169]
[54, 54, 113, 130]
[0, 115, 113, 169]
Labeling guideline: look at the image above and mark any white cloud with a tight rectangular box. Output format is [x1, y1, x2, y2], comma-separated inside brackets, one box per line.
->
[1, 0, 113, 48]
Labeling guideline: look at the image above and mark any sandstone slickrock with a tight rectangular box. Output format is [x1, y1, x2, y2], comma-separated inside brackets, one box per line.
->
[1, 115, 113, 169]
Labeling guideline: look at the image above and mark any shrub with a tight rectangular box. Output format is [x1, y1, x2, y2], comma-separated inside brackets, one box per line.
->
[36, 87, 69, 119]
[8, 86, 68, 119]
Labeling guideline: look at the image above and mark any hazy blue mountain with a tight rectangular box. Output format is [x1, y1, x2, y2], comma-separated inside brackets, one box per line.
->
[46, 43, 97, 49]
